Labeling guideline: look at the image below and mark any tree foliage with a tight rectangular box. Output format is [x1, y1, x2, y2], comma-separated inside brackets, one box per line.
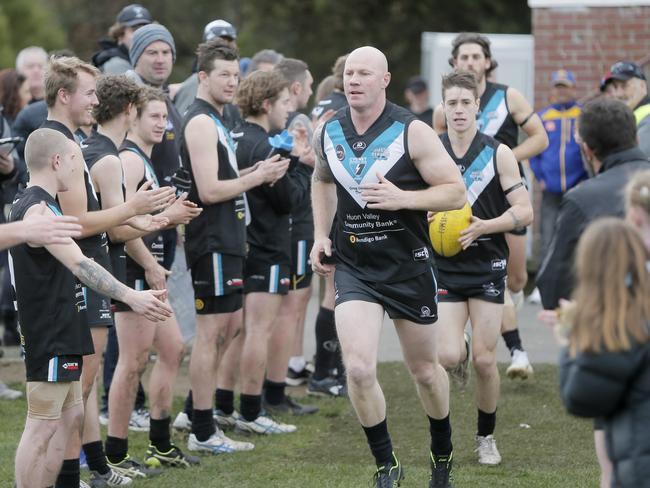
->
[0, 0, 66, 67]
[4, 0, 530, 100]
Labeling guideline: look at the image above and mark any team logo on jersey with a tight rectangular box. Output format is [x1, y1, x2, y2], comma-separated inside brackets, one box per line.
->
[482, 282, 501, 297]
[335, 144, 346, 161]
[349, 157, 367, 182]
[62, 362, 80, 371]
[352, 141, 367, 151]
[412, 247, 430, 261]
[420, 306, 432, 318]
[491, 259, 507, 271]
[195, 299, 205, 311]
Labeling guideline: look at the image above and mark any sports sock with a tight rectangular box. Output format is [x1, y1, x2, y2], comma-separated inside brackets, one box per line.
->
[240, 393, 262, 422]
[215, 388, 234, 415]
[502, 330, 523, 355]
[149, 416, 172, 452]
[192, 408, 216, 442]
[362, 418, 394, 467]
[428, 414, 453, 456]
[264, 379, 286, 405]
[313, 307, 336, 380]
[288, 356, 306, 372]
[54, 458, 79, 488]
[83, 440, 109, 475]
[477, 409, 497, 437]
[183, 390, 194, 418]
[105, 436, 128, 464]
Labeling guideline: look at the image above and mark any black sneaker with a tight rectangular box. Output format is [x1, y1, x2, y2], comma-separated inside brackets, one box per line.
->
[144, 443, 200, 468]
[286, 367, 311, 386]
[373, 454, 404, 488]
[263, 395, 319, 416]
[429, 451, 453, 488]
[307, 376, 346, 397]
[107, 454, 162, 479]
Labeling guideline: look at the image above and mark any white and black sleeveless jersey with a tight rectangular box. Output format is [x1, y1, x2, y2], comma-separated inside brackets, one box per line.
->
[321, 101, 433, 283]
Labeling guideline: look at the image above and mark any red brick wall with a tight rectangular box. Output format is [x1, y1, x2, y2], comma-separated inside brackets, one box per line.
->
[533, 6, 650, 109]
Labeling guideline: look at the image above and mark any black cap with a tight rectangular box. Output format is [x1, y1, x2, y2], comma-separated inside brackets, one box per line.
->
[203, 19, 237, 41]
[406, 76, 428, 94]
[117, 4, 152, 27]
[609, 61, 646, 82]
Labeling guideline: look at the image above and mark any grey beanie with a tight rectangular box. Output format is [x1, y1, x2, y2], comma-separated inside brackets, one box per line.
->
[129, 23, 176, 67]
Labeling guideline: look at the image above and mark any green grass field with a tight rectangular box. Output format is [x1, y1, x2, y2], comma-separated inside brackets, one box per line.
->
[0, 363, 598, 487]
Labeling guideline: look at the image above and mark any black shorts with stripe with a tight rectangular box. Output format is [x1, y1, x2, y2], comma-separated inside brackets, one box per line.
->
[191, 253, 244, 314]
[333, 264, 439, 325]
[290, 239, 313, 290]
[244, 255, 290, 295]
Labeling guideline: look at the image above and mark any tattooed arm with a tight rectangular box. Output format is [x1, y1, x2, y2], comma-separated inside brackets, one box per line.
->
[29, 205, 173, 322]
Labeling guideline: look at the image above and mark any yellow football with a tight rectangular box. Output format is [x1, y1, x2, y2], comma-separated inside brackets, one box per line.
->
[429, 202, 472, 257]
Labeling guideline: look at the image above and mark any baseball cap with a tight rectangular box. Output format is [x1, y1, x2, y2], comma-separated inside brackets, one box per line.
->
[599, 71, 614, 92]
[406, 76, 428, 94]
[551, 69, 576, 87]
[609, 61, 646, 82]
[117, 4, 152, 27]
[203, 19, 237, 41]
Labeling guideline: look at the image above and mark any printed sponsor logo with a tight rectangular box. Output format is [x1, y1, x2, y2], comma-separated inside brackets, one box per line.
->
[250, 274, 265, 280]
[544, 121, 556, 132]
[335, 144, 345, 161]
[237, 211, 245, 220]
[227, 278, 243, 287]
[352, 141, 366, 151]
[280, 278, 290, 286]
[371, 147, 389, 160]
[482, 282, 501, 297]
[413, 247, 430, 261]
[491, 259, 507, 271]
[195, 299, 205, 311]
[437, 288, 448, 296]
[470, 171, 483, 182]
[457, 164, 466, 172]
[349, 235, 357, 243]
[62, 362, 79, 371]
[420, 306, 432, 318]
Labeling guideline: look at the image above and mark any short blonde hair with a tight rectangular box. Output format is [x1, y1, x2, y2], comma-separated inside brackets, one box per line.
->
[44, 56, 99, 108]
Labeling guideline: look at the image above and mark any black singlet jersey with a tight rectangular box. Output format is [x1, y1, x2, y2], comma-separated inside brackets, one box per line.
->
[120, 139, 164, 271]
[41, 120, 108, 257]
[181, 99, 247, 267]
[321, 101, 432, 283]
[437, 132, 509, 279]
[82, 132, 124, 280]
[234, 121, 310, 265]
[151, 96, 183, 187]
[477, 82, 518, 150]
[311, 91, 348, 120]
[8, 186, 93, 381]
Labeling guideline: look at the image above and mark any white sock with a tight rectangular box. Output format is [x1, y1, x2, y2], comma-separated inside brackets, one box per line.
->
[288, 356, 306, 372]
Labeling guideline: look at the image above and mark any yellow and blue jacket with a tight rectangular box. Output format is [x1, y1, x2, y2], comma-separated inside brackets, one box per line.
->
[530, 101, 587, 194]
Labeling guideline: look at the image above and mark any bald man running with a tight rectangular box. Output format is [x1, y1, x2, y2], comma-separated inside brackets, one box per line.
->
[311, 46, 465, 488]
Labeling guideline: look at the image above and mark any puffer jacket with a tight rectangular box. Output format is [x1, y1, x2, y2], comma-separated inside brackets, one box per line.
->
[560, 341, 650, 487]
